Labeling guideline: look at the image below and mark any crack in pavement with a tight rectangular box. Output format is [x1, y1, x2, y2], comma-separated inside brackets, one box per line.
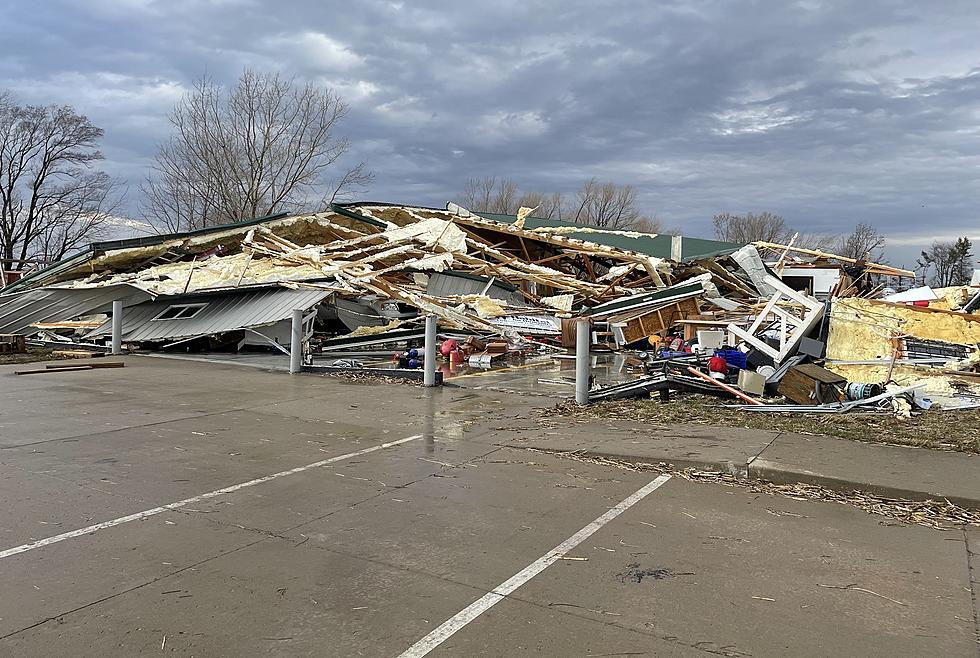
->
[0, 374, 460, 452]
[0, 392, 340, 451]
[745, 431, 783, 468]
[0, 535, 270, 642]
[172, 449, 735, 656]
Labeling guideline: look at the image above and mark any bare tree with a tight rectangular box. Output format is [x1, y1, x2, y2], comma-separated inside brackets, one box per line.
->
[0, 93, 119, 271]
[458, 176, 657, 230]
[141, 69, 372, 232]
[837, 222, 885, 261]
[712, 211, 830, 248]
[712, 211, 788, 243]
[568, 178, 658, 230]
[916, 237, 973, 287]
[460, 176, 518, 214]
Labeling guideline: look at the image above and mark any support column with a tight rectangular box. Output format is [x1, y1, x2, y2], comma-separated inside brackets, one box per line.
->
[290, 308, 303, 374]
[110, 300, 123, 355]
[575, 318, 591, 405]
[423, 314, 437, 387]
[670, 235, 683, 261]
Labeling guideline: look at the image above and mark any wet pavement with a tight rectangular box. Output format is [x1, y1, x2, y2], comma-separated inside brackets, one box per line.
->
[0, 356, 977, 656]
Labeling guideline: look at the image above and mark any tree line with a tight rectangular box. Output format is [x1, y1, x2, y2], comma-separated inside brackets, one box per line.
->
[0, 69, 974, 287]
[459, 176, 660, 232]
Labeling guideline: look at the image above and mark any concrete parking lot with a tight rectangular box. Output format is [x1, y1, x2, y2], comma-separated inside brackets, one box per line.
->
[0, 357, 977, 656]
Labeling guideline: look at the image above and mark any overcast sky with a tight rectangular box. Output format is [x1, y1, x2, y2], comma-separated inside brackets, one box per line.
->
[2, 0, 978, 268]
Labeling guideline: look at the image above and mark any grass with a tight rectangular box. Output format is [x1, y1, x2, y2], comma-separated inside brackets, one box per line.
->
[547, 394, 980, 454]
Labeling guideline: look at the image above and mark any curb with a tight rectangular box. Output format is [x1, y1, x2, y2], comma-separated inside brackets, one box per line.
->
[535, 447, 980, 511]
[748, 459, 980, 511]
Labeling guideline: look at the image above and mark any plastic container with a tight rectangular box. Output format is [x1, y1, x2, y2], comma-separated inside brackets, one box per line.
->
[714, 349, 747, 369]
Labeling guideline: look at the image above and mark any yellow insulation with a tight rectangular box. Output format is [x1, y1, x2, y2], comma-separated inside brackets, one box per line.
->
[826, 298, 980, 361]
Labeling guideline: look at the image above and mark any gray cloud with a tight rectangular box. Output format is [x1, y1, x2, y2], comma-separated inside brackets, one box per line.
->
[1, 0, 978, 267]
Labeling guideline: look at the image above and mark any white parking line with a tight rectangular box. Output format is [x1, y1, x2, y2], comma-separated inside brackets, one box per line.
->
[396, 473, 673, 658]
[0, 434, 422, 560]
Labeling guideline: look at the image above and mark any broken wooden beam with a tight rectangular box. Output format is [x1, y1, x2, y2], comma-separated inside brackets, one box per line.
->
[15, 362, 125, 375]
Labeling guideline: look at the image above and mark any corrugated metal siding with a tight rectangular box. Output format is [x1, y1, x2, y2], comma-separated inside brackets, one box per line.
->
[88, 287, 329, 341]
[426, 272, 524, 305]
[0, 284, 151, 335]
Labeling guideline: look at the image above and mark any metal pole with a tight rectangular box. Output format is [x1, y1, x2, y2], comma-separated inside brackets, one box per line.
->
[289, 308, 303, 374]
[423, 314, 437, 387]
[575, 318, 591, 404]
[110, 300, 123, 355]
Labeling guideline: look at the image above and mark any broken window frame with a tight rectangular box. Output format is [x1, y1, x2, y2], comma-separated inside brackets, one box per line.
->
[152, 303, 209, 321]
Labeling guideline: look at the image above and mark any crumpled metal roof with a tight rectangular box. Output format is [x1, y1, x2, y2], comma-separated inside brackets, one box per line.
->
[0, 284, 152, 335]
[86, 286, 330, 342]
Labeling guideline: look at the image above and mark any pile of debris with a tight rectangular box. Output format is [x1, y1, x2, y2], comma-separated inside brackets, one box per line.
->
[0, 202, 747, 371]
[590, 240, 980, 416]
[0, 200, 977, 415]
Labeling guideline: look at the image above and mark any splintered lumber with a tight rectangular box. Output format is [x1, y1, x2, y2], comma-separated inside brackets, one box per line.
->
[752, 241, 915, 278]
[51, 350, 104, 359]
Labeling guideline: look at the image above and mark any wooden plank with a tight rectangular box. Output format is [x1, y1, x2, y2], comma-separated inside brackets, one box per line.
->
[46, 362, 124, 370]
[792, 363, 846, 385]
[16, 362, 125, 375]
[517, 237, 532, 263]
[16, 366, 95, 375]
[581, 254, 596, 282]
[753, 241, 915, 277]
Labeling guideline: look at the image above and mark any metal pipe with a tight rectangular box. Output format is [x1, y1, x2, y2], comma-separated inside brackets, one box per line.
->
[110, 300, 123, 355]
[685, 366, 763, 405]
[289, 308, 303, 374]
[423, 314, 437, 387]
[575, 318, 591, 404]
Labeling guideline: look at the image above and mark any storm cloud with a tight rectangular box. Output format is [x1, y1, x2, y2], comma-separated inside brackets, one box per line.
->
[2, 0, 978, 267]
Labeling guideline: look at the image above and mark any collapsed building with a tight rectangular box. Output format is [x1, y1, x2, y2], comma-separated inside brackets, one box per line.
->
[1, 201, 977, 412]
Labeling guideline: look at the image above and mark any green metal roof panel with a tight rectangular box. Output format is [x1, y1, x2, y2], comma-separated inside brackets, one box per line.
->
[680, 236, 744, 260]
[474, 211, 742, 261]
